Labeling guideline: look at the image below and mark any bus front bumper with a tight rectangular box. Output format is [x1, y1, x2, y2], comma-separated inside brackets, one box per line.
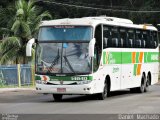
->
[36, 84, 94, 95]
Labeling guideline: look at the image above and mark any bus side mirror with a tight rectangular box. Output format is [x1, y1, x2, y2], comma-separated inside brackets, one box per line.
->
[26, 38, 35, 56]
[89, 38, 96, 57]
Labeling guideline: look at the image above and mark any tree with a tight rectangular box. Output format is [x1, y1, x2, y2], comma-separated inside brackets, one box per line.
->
[0, 0, 52, 64]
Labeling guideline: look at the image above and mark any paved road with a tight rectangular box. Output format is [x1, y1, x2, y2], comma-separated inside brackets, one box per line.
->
[0, 84, 160, 114]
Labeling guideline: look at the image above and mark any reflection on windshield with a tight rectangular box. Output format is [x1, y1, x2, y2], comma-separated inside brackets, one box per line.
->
[36, 43, 91, 74]
[38, 26, 92, 41]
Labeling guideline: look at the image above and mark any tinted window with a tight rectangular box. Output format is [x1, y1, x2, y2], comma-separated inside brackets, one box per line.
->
[102, 25, 158, 49]
[142, 31, 147, 48]
[153, 31, 158, 48]
[135, 30, 142, 48]
[127, 29, 134, 48]
[38, 26, 92, 41]
[103, 26, 111, 48]
[111, 27, 119, 47]
[119, 28, 127, 47]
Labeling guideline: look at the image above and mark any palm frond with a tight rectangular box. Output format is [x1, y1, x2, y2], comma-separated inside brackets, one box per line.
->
[11, 20, 31, 38]
[0, 28, 13, 36]
[11, 20, 21, 33]
[0, 4, 15, 27]
[0, 37, 21, 52]
[0, 0, 52, 64]
[30, 11, 52, 35]
[19, 21, 31, 38]
[0, 46, 19, 64]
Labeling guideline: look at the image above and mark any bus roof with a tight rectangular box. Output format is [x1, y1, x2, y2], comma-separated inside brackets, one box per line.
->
[40, 16, 157, 31]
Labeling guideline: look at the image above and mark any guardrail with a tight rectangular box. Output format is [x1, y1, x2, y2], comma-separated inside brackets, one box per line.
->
[0, 64, 35, 87]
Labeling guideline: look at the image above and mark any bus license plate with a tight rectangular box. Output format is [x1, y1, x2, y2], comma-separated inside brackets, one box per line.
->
[57, 88, 66, 92]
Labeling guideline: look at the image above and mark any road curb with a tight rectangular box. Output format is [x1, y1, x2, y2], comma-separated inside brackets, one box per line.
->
[0, 88, 35, 93]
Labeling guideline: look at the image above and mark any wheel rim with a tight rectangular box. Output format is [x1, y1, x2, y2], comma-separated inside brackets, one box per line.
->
[144, 76, 149, 92]
[146, 76, 149, 87]
[103, 84, 107, 98]
[141, 76, 145, 92]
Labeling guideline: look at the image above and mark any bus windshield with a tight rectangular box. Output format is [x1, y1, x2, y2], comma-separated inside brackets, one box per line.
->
[36, 43, 91, 74]
[38, 26, 92, 41]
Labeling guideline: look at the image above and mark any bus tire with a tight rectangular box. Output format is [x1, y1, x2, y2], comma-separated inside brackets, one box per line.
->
[97, 82, 108, 100]
[137, 74, 145, 93]
[144, 75, 150, 92]
[53, 94, 63, 102]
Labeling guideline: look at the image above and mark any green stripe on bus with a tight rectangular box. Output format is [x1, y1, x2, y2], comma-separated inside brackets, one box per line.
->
[144, 52, 148, 63]
[133, 64, 138, 76]
[35, 75, 93, 81]
[135, 52, 140, 63]
[103, 51, 159, 64]
[144, 52, 159, 63]
[103, 51, 107, 64]
[122, 52, 132, 64]
[109, 52, 121, 64]
[35, 76, 41, 80]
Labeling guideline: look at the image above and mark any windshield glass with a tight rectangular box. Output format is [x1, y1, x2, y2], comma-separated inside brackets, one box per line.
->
[38, 26, 92, 41]
[36, 43, 91, 74]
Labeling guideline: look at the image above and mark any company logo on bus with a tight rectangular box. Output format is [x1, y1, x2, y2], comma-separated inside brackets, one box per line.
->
[71, 77, 88, 81]
[151, 54, 158, 61]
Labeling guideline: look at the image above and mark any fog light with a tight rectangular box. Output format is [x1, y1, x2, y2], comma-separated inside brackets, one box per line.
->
[87, 88, 91, 90]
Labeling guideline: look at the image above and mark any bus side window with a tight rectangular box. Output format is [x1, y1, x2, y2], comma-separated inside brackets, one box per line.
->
[142, 31, 147, 48]
[145, 30, 150, 48]
[149, 31, 155, 48]
[103, 37, 108, 48]
[127, 29, 134, 48]
[153, 31, 158, 48]
[112, 38, 118, 47]
[119, 28, 127, 47]
[135, 30, 142, 48]
[129, 39, 133, 47]
[103, 26, 111, 48]
[111, 27, 120, 47]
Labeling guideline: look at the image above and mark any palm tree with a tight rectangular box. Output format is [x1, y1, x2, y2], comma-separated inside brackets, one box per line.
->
[0, 0, 52, 64]
[0, 2, 16, 38]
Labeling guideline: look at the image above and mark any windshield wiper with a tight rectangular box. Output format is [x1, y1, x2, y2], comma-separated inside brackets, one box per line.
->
[63, 56, 75, 73]
[47, 49, 60, 73]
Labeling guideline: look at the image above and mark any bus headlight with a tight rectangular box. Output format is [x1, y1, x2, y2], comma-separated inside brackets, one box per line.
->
[77, 80, 91, 85]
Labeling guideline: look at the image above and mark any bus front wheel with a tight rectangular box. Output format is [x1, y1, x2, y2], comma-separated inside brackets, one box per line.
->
[97, 82, 108, 100]
[53, 94, 63, 102]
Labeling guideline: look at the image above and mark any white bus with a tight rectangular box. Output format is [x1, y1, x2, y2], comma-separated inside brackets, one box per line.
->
[26, 16, 159, 101]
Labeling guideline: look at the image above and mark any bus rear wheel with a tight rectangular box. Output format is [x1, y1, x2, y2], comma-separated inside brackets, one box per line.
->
[97, 82, 108, 100]
[137, 74, 145, 93]
[144, 75, 150, 92]
[53, 94, 63, 102]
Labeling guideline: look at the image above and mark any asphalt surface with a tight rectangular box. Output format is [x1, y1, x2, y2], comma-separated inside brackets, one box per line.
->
[0, 84, 160, 115]
[0, 84, 160, 120]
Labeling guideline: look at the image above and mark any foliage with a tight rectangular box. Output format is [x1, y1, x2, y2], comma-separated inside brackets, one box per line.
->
[0, 0, 160, 64]
[40, 0, 160, 24]
[0, 0, 52, 64]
